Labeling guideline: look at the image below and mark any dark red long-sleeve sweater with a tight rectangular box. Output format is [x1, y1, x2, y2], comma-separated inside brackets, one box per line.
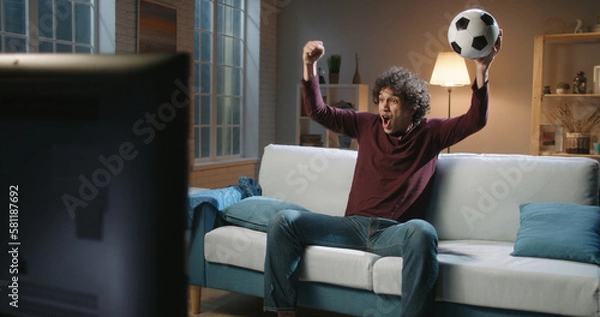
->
[302, 76, 489, 222]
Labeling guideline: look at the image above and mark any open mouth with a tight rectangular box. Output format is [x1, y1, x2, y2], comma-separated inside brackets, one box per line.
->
[381, 115, 391, 130]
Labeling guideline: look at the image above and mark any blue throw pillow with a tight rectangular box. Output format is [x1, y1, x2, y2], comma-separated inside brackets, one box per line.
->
[220, 196, 310, 232]
[511, 202, 600, 265]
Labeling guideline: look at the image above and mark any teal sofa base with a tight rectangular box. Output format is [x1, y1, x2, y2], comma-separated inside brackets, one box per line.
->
[197, 262, 563, 317]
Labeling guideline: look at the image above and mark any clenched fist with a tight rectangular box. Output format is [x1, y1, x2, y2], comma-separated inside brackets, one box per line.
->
[302, 41, 325, 65]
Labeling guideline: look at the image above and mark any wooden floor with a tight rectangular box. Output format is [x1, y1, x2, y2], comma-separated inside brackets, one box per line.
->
[191, 287, 352, 317]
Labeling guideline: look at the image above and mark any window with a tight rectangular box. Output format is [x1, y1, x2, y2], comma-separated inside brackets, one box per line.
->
[37, 0, 95, 53]
[0, 0, 95, 53]
[194, 0, 245, 162]
[1, 0, 27, 52]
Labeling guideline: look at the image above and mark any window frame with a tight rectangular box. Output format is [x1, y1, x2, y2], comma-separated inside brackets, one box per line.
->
[194, 0, 246, 164]
[0, 0, 96, 53]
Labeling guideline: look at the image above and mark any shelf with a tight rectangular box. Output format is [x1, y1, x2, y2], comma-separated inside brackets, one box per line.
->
[317, 84, 368, 89]
[543, 152, 600, 161]
[530, 32, 600, 156]
[296, 84, 369, 149]
[543, 94, 600, 98]
[542, 32, 600, 42]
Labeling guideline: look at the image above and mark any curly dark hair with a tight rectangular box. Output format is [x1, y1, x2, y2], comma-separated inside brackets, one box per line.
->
[372, 66, 431, 125]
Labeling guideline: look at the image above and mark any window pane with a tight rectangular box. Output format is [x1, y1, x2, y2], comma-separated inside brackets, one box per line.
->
[218, 0, 243, 9]
[201, 95, 211, 125]
[217, 97, 239, 125]
[5, 37, 26, 52]
[216, 98, 223, 125]
[56, 43, 72, 52]
[201, 64, 211, 94]
[200, 0, 213, 31]
[201, 127, 211, 158]
[217, 36, 242, 67]
[39, 41, 54, 52]
[194, 98, 200, 125]
[194, 127, 200, 158]
[57, 0, 73, 41]
[225, 97, 232, 124]
[38, 0, 54, 38]
[75, 45, 91, 53]
[5, 0, 26, 34]
[216, 128, 223, 156]
[196, 31, 212, 62]
[75, 4, 92, 44]
[194, 30, 200, 60]
[217, 4, 242, 38]
[232, 97, 240, 125]
[223, 127, 231, 156]
[232, 126, 240, 155]
[217, 66, 241, 96]
[195, 0, 199, 29]
[194, 63, 200, 93]
[201, 32, 212, 62]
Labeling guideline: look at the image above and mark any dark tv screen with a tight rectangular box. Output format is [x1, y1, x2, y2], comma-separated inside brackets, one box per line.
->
[0, 53, 190, 317]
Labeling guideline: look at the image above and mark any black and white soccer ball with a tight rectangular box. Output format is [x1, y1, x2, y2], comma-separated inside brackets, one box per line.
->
[447, 9, 499, 59]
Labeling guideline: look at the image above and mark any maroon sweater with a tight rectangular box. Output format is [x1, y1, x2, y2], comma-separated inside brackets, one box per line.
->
[302, 76, 489, 222]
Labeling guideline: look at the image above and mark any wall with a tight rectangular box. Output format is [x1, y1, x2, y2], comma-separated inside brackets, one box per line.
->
[189, 159, 260, 188]
[114, 0, 137, 53]
[275, 0, 600, 154]
[260, 0, 280, 153]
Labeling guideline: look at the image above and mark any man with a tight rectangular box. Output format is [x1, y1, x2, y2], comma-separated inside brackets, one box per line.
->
[264, 31, 503, 317]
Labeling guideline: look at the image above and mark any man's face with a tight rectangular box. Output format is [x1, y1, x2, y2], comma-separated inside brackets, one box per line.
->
[378, 87, 414, 136]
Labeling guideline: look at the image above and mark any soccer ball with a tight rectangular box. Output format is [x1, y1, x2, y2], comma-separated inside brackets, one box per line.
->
[447, 9, 499, 59]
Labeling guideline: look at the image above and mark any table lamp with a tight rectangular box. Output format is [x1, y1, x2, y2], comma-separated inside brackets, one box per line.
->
[430, 52, 471, 152]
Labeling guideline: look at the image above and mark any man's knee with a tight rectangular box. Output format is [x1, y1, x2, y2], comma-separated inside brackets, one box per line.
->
[405, 219, 438, 247]
[268, 209, 306, 232]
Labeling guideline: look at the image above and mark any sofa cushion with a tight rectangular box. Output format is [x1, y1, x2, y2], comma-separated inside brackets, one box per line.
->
[372, 240, 600, 317]
[425, 154, 599, 242]
[204, 226, 379, 291]
[204, 226, 267, 272]
[258, 144, 356, 217]
[220, 196, 310, 232]
[299, 245, 379, 291]
[371, 256, 403, 295]
[511, 202, 600, 265]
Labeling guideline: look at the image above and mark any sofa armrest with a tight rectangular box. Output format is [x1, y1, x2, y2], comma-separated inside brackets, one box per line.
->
[187, 186, 247, 285]
[188, 202, 219, 286]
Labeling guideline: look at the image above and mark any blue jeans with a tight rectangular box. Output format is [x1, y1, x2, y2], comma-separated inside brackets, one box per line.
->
[264, 210, 439, 317]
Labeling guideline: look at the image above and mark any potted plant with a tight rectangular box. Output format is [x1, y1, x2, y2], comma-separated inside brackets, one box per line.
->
[556, 82, 570, 94]
[328, 54, 341, 84]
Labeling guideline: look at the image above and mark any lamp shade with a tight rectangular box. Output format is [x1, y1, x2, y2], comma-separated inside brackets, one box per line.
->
[430, 52, 471, 87]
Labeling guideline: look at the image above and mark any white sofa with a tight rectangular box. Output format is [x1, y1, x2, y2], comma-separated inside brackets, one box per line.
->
[188, 144, 600, 317]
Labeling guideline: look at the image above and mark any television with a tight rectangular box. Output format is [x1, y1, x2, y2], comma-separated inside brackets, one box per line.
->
[0, 53, 190, 317]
